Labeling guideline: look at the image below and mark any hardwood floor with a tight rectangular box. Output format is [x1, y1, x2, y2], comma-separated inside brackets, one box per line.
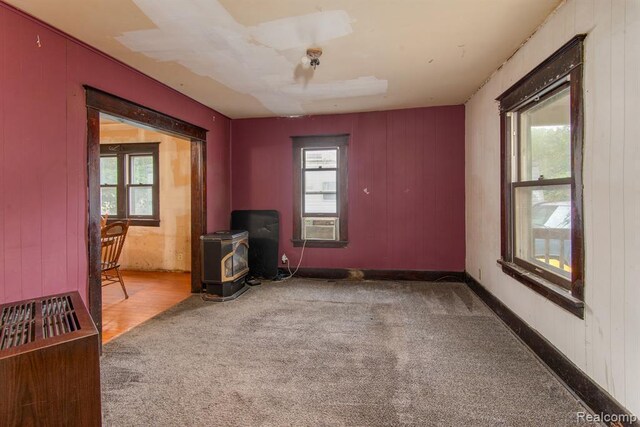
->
[102, 270, 192, 344]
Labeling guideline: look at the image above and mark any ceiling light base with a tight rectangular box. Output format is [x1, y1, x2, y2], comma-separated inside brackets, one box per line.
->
[306, 48, 323, 70]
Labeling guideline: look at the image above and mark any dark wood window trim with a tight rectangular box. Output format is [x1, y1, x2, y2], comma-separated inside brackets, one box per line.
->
[100, 143, 160, 227]
[496, 35, 586, 318]
[291, 134, 349, 248]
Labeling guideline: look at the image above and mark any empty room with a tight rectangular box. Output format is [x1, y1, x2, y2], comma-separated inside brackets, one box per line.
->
[0, 0, 638, 426]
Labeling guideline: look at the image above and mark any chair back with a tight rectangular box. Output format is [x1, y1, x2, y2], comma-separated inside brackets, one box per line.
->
[101, 221, 130, 271]
[100, 214, 109, 228]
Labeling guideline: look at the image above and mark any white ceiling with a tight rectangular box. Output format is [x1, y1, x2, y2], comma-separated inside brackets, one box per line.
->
[7, 0, 562, 118]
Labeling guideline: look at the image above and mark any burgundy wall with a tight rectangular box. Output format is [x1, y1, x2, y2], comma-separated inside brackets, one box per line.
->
[231, 106, 465, 271]
[0, 4, 231, 304]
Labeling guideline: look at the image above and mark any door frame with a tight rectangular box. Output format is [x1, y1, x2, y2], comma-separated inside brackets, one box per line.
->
[85, 87, 208, 336]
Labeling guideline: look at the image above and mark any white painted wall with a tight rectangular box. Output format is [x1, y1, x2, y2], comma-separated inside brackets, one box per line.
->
[465, 0, 639, 415]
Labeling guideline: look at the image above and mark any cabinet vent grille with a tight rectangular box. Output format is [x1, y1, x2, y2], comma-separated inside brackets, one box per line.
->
[0, 302, 36, 350]
[42, 295, 80, 338]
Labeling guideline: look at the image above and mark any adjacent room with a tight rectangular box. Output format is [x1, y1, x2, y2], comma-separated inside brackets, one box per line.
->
[0, 0, 638, 426]
[98, 115, 192, 343]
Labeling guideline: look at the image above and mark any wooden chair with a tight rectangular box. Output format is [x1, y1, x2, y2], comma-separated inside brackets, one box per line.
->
[101, 220, 130, 299]
[100, 214, 109, 228]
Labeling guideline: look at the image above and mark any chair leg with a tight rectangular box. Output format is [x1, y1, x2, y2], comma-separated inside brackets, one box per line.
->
[115, 268, 129, 299]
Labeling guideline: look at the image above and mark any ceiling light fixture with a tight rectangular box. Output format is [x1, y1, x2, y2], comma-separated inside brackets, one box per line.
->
[305, 47, 322, 70]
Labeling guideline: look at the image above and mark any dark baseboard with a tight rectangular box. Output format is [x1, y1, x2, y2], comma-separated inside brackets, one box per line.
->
[283, 268, 465, 282]
[465, 273, 639, 427]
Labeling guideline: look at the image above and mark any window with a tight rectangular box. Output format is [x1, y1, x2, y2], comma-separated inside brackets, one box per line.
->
[497, 35, 585, 317]
[292, 134, 348, 248]
[100, 143, 160, 226]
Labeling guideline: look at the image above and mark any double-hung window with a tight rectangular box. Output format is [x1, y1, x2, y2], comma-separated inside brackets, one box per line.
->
[292, 134, 348, 248]
[497, 35, 585, 317]
[100, 143, 160, 226]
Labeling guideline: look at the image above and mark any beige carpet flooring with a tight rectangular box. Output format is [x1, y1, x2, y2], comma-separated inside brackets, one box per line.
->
[101, 279, 599, 426]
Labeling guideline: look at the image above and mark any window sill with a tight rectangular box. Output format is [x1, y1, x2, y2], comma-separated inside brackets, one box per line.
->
[291, 239, 348, 248]
[497, 260, 584, 319]
[107, 219, 160, 227]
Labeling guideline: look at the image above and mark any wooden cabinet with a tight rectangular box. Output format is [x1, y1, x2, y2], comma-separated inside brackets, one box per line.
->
[0, 292, 101, 426]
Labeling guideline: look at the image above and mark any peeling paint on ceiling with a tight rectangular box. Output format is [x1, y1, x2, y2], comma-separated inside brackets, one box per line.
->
[116, 0, 387, 115]
[5, 0, 563, 118]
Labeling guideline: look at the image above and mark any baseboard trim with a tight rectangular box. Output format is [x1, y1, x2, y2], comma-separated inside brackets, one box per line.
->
[465, 273, 639, 427]
[284, 268, 465, 282]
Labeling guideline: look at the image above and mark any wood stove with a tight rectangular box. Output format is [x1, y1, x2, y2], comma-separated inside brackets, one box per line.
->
[200, 230, 250, 301]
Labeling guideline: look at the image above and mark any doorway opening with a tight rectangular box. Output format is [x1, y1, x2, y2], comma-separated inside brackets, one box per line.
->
[86, 87, 207, 342]
[99, 115, 193, 343]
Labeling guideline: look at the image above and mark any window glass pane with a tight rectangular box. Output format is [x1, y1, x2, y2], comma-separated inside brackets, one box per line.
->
[514, 184, 571, 279]
[305, 170, 336, 192]
[129, 186, 153, 216]
[100, 157, 118, 185]
[304, 170, 337, 213]
[305, 149, 337, 169]
[100, 187, 117, 215]
[304, 194, 337, 214]
[130, 155, 154, 185]
[519, 86, 571, 181]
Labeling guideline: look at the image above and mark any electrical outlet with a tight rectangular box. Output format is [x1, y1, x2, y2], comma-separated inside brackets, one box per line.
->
[281, 254, 289, 264]
[177, 253, 184, 261]
[478, 268, 482, 281]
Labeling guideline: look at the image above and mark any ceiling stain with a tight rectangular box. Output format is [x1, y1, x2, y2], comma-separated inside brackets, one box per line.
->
[116, 0, 387, 115]
[5, 0, 564, 118]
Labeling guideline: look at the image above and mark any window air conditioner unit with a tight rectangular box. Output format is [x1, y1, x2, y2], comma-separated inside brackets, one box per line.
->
[303, 217, 338, 240]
